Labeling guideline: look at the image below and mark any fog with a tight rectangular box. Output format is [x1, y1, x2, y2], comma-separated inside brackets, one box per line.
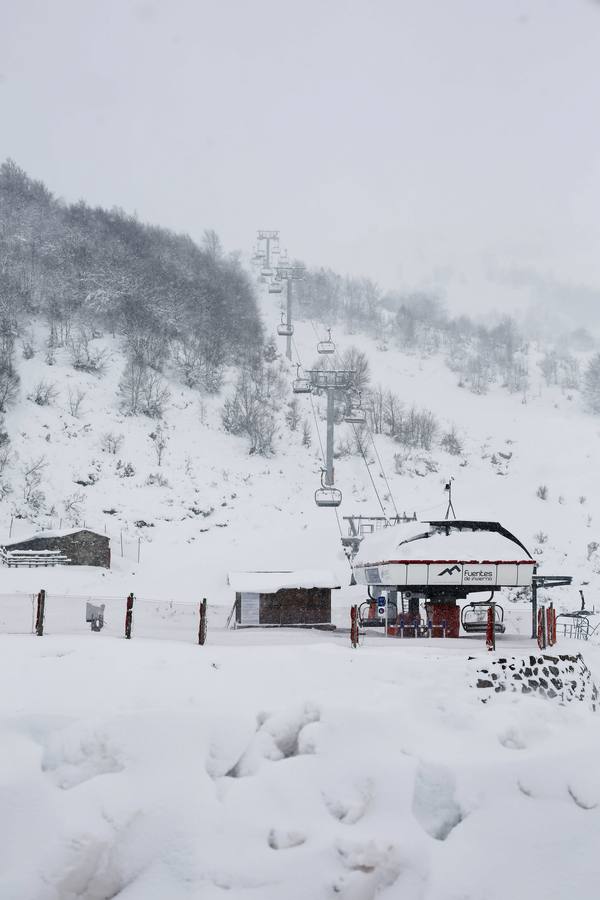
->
[1, 0, 599, 319]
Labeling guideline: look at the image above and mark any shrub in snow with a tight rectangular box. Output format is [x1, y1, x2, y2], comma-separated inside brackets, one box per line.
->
[29, 379, 58, 406]
[301, 419, 311, 447]
[101, 431, 124, 455]
[440, 427, 463, 456]
[222, 365, 278, 456]
[68, 328, 107, 374]
[21, 455, 47, 511]
[21, 340, 35, 359]
[394, 406, 438, 450]
[116, 460, 135, 478]
[146, 472, 169, 487]
[536, 485, 548, 501]
[534, 531, 548, 545]
[63, 491, 85, 522]
[285, 398, 300, 431]
[263, 335, 278, 362]
[119, 358, 171, 418]
[66, 386, 86, 418]
[174, 336, 225, 392]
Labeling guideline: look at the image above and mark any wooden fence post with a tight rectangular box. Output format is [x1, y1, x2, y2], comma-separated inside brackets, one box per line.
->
[486, 603, 495, 651]
[125, 592, 134, 639]
[35, 589, 46, 636]
[350, 604, 359, 648]
[198, 598, 207, 645]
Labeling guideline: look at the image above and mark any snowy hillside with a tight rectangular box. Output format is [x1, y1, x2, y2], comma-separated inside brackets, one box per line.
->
[1, 270, 599, 616]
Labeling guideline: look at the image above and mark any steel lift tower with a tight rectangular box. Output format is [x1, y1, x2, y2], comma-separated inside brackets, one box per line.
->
[275, 264, 305, 361]
[257, 230, 280, 274]
[304, 368, 355, 505]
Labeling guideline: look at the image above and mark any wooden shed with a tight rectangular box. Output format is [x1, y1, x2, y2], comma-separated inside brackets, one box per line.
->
[3, 528, 111, 568]
[228, 570, 340, 627]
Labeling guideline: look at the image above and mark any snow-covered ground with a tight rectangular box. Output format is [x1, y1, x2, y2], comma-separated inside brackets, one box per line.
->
[2, 276, 600, 897]
[2, 630, 600, 900]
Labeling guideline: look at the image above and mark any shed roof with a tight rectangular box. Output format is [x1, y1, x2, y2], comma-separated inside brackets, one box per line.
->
[228, 570, 340, 593]
[4, 527, 108, 547]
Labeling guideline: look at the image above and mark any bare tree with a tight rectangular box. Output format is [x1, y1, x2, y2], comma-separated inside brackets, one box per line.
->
[66, 386, 86, 418]
[0, 366, 19, 411]
[149, 424, 168, 466]
[101, 432, 124, 455]
[21, 455, 48, 510]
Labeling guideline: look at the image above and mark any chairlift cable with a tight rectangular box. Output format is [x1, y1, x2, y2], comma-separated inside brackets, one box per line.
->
[367, 427, 400, 518]
[351, 422, 387, 518]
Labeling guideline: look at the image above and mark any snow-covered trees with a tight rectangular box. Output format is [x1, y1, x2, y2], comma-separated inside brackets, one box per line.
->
[583, 353, 600, 414]
[0, 159, 263, 408]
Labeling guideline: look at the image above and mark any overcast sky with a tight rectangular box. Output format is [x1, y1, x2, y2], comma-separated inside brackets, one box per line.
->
[1, 0, 599, 318]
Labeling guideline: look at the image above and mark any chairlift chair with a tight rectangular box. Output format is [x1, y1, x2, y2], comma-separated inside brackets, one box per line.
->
[358, 598, 397, 627]
[461, 600, 506, 634]
[269, 279, 283, 294]
[277, 312, 293, 337]
[261, 266, 273, 277]
[344, 393, 367, 425]
[315, 470, 342, 508]
[317, 328, 335, 355]
[292, 364, 312, 394]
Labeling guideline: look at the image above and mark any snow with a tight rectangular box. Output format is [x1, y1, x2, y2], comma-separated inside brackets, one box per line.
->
[3, 526, 102, 545]
[355, 523, 535, 565]
[1, 630, 600, 899]
[228, 569, 340, 593]
[2, 271, 600, 895]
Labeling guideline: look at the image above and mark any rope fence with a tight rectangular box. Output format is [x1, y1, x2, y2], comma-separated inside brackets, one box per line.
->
[0, 591, 208, 645]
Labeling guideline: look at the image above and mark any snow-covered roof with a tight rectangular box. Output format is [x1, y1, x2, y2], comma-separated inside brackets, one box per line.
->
[354, 521, 533, 565]
[228, 570, 340, 593]
[4, 527, 106, 546]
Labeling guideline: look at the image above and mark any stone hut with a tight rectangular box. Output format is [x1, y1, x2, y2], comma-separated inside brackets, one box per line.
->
[228, 570, 340, 627]
[4, 528, 110, 568]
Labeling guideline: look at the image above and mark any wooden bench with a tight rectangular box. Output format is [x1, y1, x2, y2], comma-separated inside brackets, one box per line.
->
[0, 548, 71, 567]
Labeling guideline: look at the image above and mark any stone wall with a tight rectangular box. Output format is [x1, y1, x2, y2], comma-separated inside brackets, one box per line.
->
[6, 530, 110, 568]
[472, 652, 598, 711]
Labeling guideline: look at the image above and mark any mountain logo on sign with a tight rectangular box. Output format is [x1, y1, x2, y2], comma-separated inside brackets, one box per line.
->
[437, 565, 461, 577]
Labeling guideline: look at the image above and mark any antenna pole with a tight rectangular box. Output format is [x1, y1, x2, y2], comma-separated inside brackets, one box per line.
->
[444, 479, 456, 520]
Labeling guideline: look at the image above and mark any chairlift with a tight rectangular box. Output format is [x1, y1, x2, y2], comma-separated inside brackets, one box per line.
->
[358, 598, 397, 628]
[317, 328, 335, 355]
[292, 364, 312, 394]
[461, 600, 505, 634]
[261, 266, 273, 277]
[344, 392, 367, 425]
[315, 470, 342, 508]
[269, 278, 283, 294]
[277, 312, 293, 337]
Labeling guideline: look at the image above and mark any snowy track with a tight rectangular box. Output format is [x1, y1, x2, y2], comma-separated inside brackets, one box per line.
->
[1, 633, 599, 900]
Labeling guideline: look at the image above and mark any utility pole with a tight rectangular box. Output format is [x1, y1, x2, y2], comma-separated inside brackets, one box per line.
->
[257, 230, 279, 272]
[275, 264, 305, 360]
[305, 369, 354, 485]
